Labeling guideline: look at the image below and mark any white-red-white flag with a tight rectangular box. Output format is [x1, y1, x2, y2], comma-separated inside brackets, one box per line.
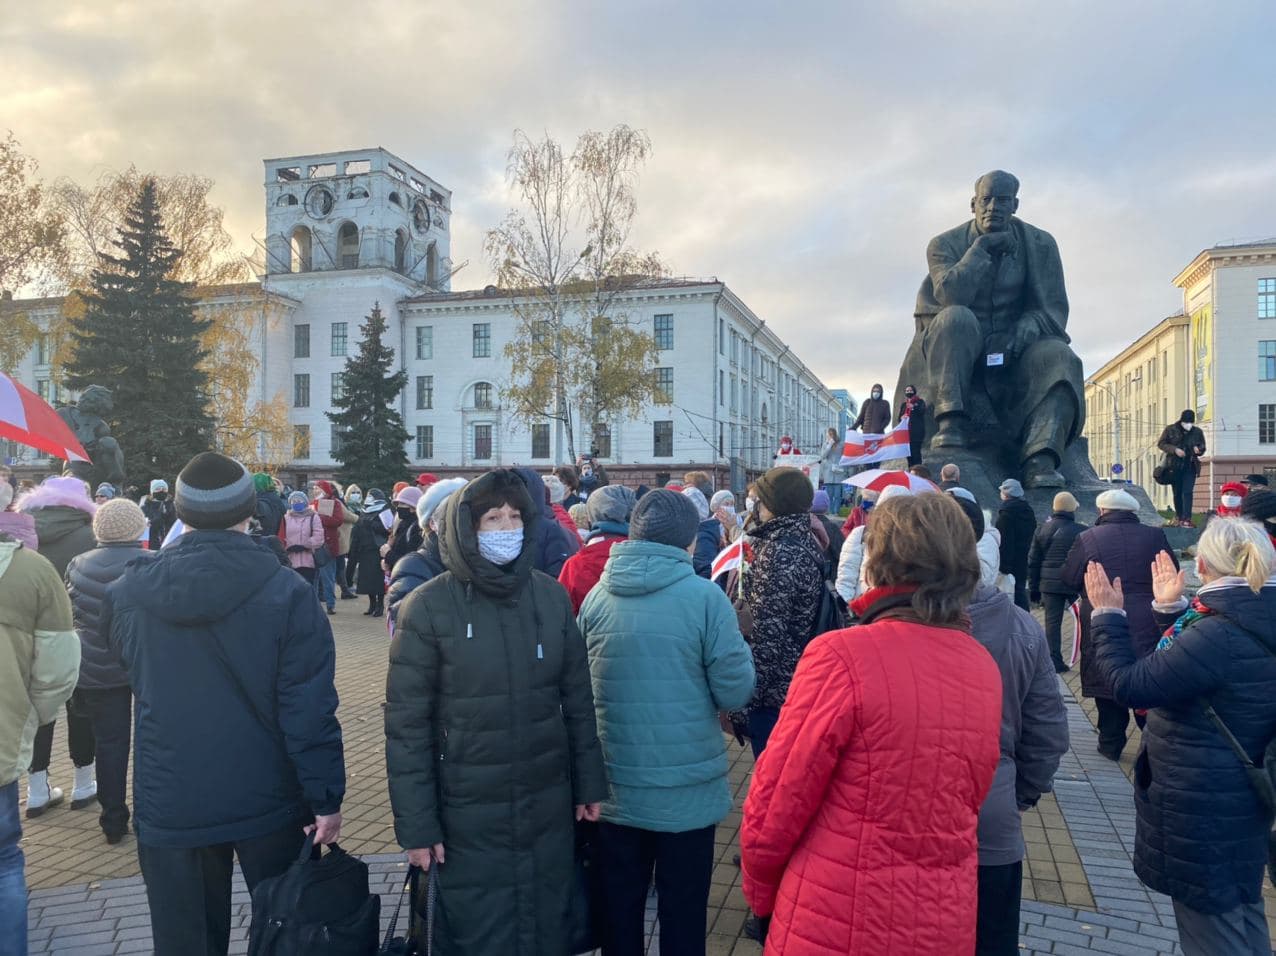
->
[711, 539, 745, 581]
[840, 416, 911, 467]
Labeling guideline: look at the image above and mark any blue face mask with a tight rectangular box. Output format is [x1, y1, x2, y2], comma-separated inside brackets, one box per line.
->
[290, 502, 307, 513]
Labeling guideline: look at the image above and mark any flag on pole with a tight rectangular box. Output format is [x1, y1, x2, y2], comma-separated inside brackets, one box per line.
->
[711, 539, 745, 581]
[839, 416, 910, 467]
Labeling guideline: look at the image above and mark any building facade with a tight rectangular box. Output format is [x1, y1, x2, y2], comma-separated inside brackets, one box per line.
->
[1084, 239, 1276, 513]
[4, 147, 842, 492]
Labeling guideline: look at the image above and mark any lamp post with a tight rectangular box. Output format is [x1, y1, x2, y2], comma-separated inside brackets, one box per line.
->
[1092, 370, 1142, 481]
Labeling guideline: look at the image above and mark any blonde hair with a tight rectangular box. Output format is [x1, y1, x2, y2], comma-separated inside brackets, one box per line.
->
[568, 502, 590, 530]
[1197, 517, 1276, 592]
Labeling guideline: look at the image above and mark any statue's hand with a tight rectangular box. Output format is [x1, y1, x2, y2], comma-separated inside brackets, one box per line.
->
[974, 231, 1015, 256]
[1010, 319, 1041, 358]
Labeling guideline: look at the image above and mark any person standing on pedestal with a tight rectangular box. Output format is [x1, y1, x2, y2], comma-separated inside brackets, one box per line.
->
[994, 479, 1036, 612]
[853, 384, 891, 435]
[1158, 410, 1207, 527]
[897, 385, 928, 467]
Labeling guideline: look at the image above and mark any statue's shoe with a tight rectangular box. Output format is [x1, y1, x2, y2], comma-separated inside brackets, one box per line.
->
[1023, 454, 1066, 489]
[932, 418, 968, 448]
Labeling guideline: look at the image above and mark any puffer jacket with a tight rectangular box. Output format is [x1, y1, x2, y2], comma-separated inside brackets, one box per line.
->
[579, 539, 754, 832]
[104, 530, 344, 847]
[1091, 581, 1276, 913]
[559, 528, 627, 614]
[1027, 512, 1086, 597]
[0, 540, 79, 787]
[967, 585, 1069, 865]
[31, 505, 97, 577]
[744, 512, 825, 710]
[852, 392, 891, 434]
[385, 470, 606, 956]
[280, 510, 325, 570]
[254, 490, 286, 538]
[66, 542, 152, 690]
[692, 517, 723, 579]
[1060, 512, 1176, 698]
[741, 590, 1002, 954]
[386, 532, 445, 624]
[514, 467, 578, 576]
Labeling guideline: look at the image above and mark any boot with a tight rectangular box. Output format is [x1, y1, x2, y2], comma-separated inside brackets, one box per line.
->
[371, 595, 384, 618]
[363, 596, 375, 616]
[71, 763, 98, 809]
[26, 771, 64, 818]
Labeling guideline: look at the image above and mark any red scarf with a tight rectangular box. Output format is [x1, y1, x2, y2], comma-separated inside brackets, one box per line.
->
[850, 584, 917, 620]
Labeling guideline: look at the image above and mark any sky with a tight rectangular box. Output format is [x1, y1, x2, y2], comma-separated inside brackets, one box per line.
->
[3, 0, 1275, 405]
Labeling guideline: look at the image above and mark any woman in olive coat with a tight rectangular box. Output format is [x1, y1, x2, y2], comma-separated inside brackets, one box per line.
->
[385, 469, 607, 955]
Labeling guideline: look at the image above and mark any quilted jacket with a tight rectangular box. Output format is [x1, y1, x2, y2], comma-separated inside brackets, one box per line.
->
[1027, 511, 1086, 596]
[578, 539, 754, 831]
[1091, 581, 1276, 914]
[741, 591, 1002, 955]
[559, 531, 627, 614]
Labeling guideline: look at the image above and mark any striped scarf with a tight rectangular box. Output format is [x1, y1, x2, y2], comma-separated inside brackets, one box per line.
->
[1156, 596, 1211, 651]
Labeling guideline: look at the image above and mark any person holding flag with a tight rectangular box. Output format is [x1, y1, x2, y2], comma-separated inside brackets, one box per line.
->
[897, 385, 928, 467]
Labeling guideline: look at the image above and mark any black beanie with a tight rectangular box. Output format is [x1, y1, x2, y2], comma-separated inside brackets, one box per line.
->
[754, 467, 814, 517]
[175, 452, 257, 530]
[1180, 409, 1195, 423]
[1241, 489, 1276, 527]
[630, 489, 700, 548]
[949, 493, 985, 540]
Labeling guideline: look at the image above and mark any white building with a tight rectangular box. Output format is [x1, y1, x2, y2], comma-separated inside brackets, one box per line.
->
[5, 147, 842, 490]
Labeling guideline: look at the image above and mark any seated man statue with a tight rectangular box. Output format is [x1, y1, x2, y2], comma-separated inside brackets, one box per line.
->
[895, 170, 1085, 488]
[57, 384, 126, 488]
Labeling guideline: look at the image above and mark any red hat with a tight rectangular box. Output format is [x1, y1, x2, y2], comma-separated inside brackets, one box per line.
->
[417, 473, 439, 487]
[1221, 481, 1248, 497]
[314, 480, 337, 498]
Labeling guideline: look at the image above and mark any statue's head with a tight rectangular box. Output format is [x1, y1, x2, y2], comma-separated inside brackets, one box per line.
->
[76, 385, 114, 417]
[970, 170, 1020, 233]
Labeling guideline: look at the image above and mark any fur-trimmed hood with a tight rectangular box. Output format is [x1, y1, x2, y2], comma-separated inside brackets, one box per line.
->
[17, 477, 96, 518]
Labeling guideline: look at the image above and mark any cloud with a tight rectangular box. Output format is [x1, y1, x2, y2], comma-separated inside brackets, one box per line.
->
[3, 0, 1274, 406]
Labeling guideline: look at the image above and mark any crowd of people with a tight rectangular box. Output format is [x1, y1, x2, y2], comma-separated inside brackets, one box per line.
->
[3, 446, 1276, 956]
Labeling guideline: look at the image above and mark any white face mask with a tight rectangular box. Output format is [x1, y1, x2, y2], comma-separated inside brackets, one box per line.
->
[477, 529, 524, 565]
[872, 391, 882, 399]
[1181, 421, 1193, 431]
[746, 497, 757, 511]
[349, 493, 362, 504]
[1222, 494, 1243, 509]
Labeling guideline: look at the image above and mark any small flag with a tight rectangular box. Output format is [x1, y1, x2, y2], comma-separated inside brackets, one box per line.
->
[711, 539, 745, 581]
[840, 416, 911, 467]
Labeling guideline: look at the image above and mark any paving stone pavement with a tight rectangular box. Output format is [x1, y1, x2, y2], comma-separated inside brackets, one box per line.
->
[19, 599, 1276, 953]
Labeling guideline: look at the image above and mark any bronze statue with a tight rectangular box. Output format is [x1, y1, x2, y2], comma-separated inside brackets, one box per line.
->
[57, 385, 126, 488]
[894, 171, 1085, 488]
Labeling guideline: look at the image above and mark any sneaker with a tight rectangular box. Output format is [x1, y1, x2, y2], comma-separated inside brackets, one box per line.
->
[326, 607, 336, 616]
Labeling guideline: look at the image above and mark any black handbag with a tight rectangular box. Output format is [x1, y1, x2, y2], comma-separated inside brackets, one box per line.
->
[247, 833, 380, 955]
[1152, 455, 1177, 486]
[565, 821, 604, 955]
[380, 865, 431, 955]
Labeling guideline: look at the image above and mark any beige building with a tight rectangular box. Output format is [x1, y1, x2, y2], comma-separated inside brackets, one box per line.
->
[1084, 315, 1191, 511]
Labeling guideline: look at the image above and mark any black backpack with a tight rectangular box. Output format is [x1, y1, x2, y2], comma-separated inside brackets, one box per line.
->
[804, 535, 847, 646]
[248, 834, 380, 956]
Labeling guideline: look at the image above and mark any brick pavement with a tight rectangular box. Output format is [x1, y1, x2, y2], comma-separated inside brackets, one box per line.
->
[19, 600, 1276, 953]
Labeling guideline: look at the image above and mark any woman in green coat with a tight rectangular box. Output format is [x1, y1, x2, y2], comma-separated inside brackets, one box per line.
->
[386, 468, 607, 955]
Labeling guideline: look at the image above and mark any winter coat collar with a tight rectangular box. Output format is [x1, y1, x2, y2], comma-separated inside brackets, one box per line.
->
[587, 520, 629, 540]
[599, 539, 694, 596]
[851, 585, 918, 622]
[439, 471, 538, 600]
[1049, 511, 1075, 522]
[1095, 510, 1137, 526]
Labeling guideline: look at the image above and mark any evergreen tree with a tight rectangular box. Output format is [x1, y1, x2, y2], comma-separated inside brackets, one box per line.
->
[65, 178, 213, 483]
[327, 302, 410, 492]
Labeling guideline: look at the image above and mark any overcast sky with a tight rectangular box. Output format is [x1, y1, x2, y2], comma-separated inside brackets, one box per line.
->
[4, 1, 1274, 404]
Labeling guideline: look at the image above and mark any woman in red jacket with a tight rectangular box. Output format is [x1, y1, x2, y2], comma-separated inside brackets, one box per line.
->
[741, 493, 1003, 955]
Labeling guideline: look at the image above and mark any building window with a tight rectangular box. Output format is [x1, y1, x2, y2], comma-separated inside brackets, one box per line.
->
[416, 325, 433, 359]
[654, 367, 673, 404]
[531, 319, 551, 348]
[394, 229, 408, 273]
[1263, 405, 1276, 444]
[331, 322, 348, 356]
[719, 370, 725, 406]
[654, 314, 673, 350]
[331, 372, 346, 403]
[416, 425, 434, 459]
[330, 425, 344, 457]
[294, 373, 310, 408]
[532, 423, 550, 458]
[653, 421, 673, 457]
[730, 374, 738, 413]
[294, 323, 310, 358]
[719, 318, 725, 355]
[730, 331, 738, 365]
[473, 323, 491, 358]
[473, 382, 493, 409]
[593, 423, 611, 458]
[1260, 278, 1276, 319]
[1262, 342, 1276, 381]
[337, 222, 359, 269]
[294, 425, 310, 459]
[35, 335, 51, 366]
[416, 375, 434, 410]
[36, 379, 50, 402]
[474, 424, 493, 460]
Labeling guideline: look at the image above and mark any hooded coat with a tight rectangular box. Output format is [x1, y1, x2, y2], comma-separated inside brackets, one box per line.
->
[103, 530, 344, 847]
[995, 495, 1036, 584]
[21, 485, 97, 576]
[514, 467, 578, 577]
[348, 506, 390, 595]
[385, 471, 607, 956]
[558, 523, 627, 615]
[1091, 582, 1276, 913]
[66, 542, 152, 690]
[852, 386, 891, 434]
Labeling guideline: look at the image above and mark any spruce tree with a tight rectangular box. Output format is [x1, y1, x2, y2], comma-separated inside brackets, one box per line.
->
[327, 302, 410, 492]
[65, 178, 213, 484]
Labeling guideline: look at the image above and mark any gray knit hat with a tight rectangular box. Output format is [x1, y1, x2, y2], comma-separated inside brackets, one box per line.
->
[588, 484, 635, 526]
[174, 452, 257, 530]
[93, 498, 147, 543]
[630, 489, 700, 548]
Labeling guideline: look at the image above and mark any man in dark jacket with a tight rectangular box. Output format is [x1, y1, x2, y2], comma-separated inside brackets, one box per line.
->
[65, 499, 153, 844]
[140, 479, 176, 551]
[853, 383, 892, 435]
[995, 478, 1036, 611]
[1027, 490, 1087, 672]
[104, 452, 345, 955]
[1060, 488, 1175, 761]
[252, 472, 285, 537]
[967, 582, 1069, 955]
[514, 467, 578, 576]
[1157, 409, 1206, 527]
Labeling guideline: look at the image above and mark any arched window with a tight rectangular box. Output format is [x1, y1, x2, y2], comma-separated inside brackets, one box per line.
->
[394, 230, 408, 273]
[473, 382, 493, 409]
[347, 187, 369, 200]
[277, 193, 298, 206]
[290, 226, 312, 273]
[426, 242, 439, 287]
[337, 222, 359, 269]
[389, 191, 403, 208]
